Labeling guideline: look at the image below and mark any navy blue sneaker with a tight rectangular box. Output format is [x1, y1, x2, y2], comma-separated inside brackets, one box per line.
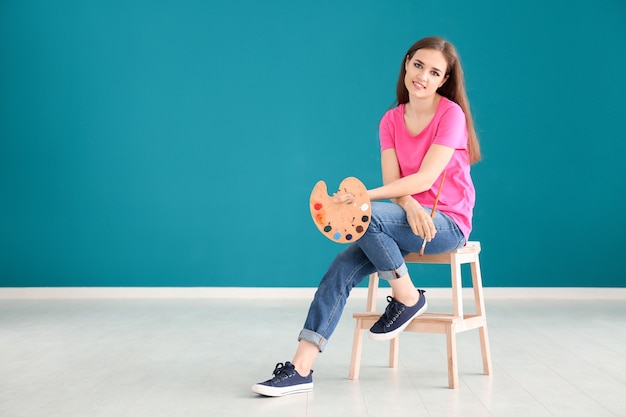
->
[252, 362, 313, 397]
[369, 290, 427, 341]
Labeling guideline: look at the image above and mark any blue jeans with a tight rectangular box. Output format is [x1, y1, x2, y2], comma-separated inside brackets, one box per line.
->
[298, 201, 466, 351]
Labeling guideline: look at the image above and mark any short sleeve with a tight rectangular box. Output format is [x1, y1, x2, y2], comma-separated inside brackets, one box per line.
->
[433, 103, 468, 150]
[379, 108, 396, 151]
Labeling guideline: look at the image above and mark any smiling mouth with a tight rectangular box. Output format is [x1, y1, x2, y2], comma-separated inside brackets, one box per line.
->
[413, 81, 426, 89]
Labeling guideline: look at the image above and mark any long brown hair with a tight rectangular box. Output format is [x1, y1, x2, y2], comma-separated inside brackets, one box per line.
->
[395, 37, 481, 164]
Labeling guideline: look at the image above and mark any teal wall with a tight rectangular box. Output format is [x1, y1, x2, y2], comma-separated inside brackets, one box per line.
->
[1, 0, 625, 287]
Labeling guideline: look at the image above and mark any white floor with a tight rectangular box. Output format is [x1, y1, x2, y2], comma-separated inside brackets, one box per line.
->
[1, 294, 625, 417]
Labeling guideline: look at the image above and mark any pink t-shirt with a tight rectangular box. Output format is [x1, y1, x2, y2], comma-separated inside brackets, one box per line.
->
[379, 97, 475, 239]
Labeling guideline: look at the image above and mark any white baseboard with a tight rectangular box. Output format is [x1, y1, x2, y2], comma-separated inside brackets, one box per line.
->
[0, 287, 625, 300]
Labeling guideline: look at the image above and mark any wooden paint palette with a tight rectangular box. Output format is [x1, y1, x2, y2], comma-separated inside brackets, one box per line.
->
[309, 177, 371, 243]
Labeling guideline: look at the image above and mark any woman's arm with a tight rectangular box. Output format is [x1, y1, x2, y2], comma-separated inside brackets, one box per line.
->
[368, 144, 455, 202]
[368, 144, 455, 240]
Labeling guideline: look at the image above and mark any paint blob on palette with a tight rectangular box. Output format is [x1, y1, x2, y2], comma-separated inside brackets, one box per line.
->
[309, 177, 371, 243]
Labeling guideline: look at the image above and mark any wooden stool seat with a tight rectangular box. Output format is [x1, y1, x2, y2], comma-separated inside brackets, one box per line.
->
[348, 241, 492, 388]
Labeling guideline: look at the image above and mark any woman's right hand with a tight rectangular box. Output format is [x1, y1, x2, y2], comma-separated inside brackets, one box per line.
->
[332, 192, 355, 205]
[397, 196, 437, 242]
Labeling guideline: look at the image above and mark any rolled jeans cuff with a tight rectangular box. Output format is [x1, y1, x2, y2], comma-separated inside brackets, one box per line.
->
[377, 262, 408, 280]
[298, 328, 328, 352]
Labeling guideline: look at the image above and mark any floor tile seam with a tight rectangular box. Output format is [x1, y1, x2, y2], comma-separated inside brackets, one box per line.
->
[516, 345, 625, 415]
[113, 348, 200, 417]
[398, 353, 494, 416]
[494, 330, 620, 415]
[504, 324, 626, 388]
[530, 327, 626, 382]
[560, 324, 626, 363]
[481, 329, 582, 415]
[393, 363, 435, 417]
[456, 376, 498, 417]
[482, 361, 559, 417]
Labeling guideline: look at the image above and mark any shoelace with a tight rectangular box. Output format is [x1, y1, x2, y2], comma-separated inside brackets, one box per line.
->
[271, 362, 296, 382]
[380, 296, 405, 327]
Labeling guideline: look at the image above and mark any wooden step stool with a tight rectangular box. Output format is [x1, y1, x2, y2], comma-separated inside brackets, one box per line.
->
[349, 241, 492, 388]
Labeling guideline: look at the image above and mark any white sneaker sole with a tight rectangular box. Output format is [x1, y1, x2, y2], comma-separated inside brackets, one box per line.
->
[252, 382, 314, 397]
[368, 299, 428, 341]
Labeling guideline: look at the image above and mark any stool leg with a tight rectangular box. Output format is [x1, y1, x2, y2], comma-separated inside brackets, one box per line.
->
[470, 255, 492, 376]
[450, 255, 464, 319]
[446, 326, 458, 388]
[479, 326, 492, 375]
[349, 319, 364, 380]
[389, 336, 399, 368]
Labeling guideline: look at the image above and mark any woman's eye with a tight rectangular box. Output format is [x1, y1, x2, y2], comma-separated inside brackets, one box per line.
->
[414, 62, 422, 68]
[431, 71, 440, 77]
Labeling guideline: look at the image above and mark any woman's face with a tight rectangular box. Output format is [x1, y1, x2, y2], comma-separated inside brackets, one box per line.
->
[404, 48, 449, 99]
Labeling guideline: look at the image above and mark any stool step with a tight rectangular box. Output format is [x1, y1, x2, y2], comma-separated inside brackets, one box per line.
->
[353, 312, 487, 333]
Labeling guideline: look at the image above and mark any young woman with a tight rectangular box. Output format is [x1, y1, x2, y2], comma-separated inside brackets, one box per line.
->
[252, 36, 481, 397]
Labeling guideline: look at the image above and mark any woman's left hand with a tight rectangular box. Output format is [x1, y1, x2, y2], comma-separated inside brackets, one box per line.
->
[398, 197, 437, 242]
